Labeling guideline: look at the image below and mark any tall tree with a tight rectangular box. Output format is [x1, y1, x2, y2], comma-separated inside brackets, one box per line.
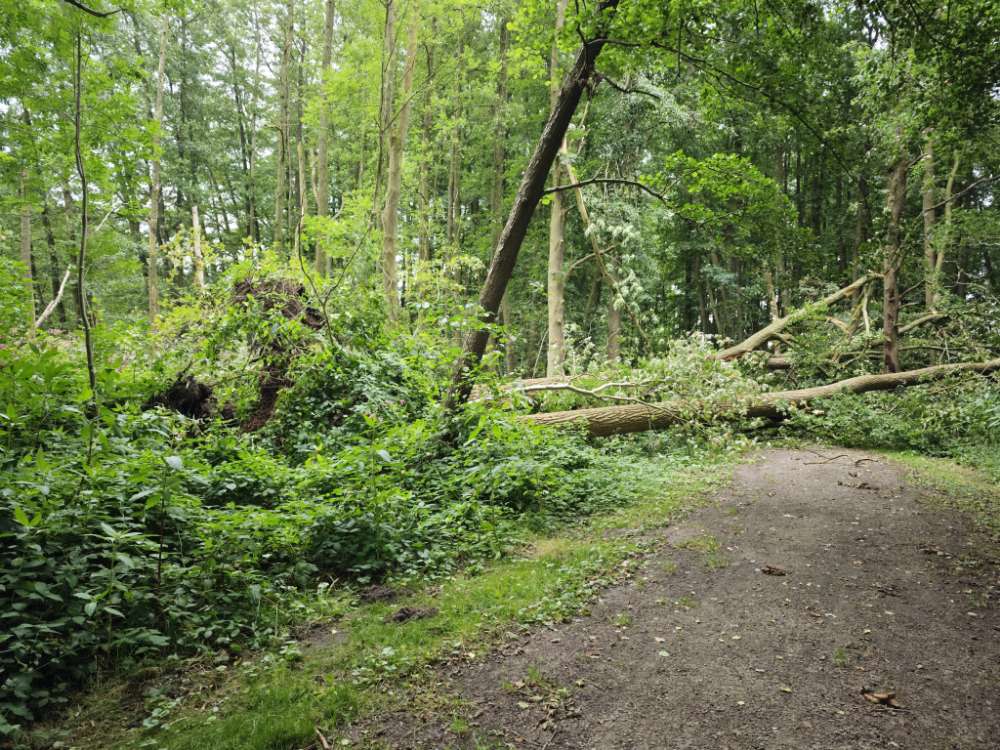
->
[545, 0, 569, 376]
[314, 0, 336, 275]
[147, 15, 168, 322]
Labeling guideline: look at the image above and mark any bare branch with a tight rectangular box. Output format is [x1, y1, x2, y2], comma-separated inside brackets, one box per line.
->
[60, 0, 121, 18]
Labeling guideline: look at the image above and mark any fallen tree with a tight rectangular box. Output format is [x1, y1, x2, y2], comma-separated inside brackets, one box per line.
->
[521, 358, 1000, 437]
[472, 273, 879, 400]
[714, 272, 877, 360]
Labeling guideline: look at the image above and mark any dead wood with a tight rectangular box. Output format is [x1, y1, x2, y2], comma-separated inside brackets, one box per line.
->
[521, 358, 1000, 437]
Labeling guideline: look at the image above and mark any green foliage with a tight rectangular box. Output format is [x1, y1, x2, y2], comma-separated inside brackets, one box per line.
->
[784, 374, 1000, 456]
[0, 311, 651, 735]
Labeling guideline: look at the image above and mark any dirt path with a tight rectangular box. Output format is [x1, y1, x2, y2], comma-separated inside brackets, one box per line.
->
[362, 449, 1000, 749]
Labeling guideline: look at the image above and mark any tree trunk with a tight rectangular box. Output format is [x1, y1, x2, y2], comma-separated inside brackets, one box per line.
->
[852, 172, 871, 277]
[147, 15, 168, 323]
[545, 0, 570, 377]
[444, 0, 621, 409]
[491, 18, 513, 371]
[19, 168, 36, 334]
[192, 204, 205, 291]
[607, 296, 621, 362]
[380, 12, 418, 321]
[883, 150, 908, 373]
[932, 149, 961, 302]
[314, 0, 335, 275]
[921, 133, 936, 309]
[40, 199, 68, 326]
[523, 358, 1000, 436]
[273, 0, 294, 255]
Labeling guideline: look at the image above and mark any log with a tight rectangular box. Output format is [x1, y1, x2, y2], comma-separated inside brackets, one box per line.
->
[522, 358, 1000, 437]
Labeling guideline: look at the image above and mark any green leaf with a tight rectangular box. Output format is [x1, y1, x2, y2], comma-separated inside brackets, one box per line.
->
[13, 507, 30, 527]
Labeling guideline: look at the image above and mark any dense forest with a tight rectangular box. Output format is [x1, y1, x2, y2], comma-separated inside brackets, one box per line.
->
[1, 0, 999, 747]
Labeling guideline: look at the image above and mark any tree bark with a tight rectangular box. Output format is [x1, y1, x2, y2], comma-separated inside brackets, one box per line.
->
[19, 167, 36, 334]
[40, 199, 68, 326]
[546, 0, 570, 377]
[273, 0, 294, 255]
[921, 133, 936, 309]
[931, 149, 961, 303]
[524, 358, 1000, 436]
[147, 15, 168, 323]
[314, 0, 336, 275]
[883, 150, 909, 373]
[491, 18, 513, 372]
[444, 0, 621, 409]
[380, 12, 418, 321]
[192, 204, 205, 291]
[716, 273, 876, 360]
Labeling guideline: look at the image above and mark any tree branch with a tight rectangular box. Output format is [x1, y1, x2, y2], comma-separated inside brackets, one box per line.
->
[60, 0, 121, 18]
[543, 177, 669, 203]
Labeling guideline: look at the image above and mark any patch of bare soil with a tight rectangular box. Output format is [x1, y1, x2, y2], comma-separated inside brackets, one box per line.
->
[358, 449, 1000, 749]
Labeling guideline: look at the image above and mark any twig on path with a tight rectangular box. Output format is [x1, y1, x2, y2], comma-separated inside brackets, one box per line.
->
[803, 454, 848, 465]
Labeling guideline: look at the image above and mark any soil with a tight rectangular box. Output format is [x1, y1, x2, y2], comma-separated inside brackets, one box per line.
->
[357, 449, 1000, 749]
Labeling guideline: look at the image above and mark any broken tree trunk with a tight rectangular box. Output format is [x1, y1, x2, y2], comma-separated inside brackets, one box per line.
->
[474, 273, 878, 398]
[444, 0, 620, 410]
[522, 358, 1000, 437]
[715, 273, 877, 361]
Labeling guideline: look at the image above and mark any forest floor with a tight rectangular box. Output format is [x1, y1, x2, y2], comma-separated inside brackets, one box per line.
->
[352, 448, 1000, 750]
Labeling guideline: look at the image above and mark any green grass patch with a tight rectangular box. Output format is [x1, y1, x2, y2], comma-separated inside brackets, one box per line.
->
[31, 448, 739, 750]
[887, 451, 1000, 538]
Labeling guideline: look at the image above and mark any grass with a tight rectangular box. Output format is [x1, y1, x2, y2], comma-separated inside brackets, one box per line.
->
[676, 533, 728, 569]
[887, 450, 1000, 538]
[30, 447, 740, 750]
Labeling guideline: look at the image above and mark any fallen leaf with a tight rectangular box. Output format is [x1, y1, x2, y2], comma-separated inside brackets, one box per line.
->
[780, 686, 792, 693]
[861, 687, 905, 709]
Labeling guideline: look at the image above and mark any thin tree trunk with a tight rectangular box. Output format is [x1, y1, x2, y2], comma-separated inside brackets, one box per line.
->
[192, 204, 205, 290]
[444, 0, 621, 409]
[883, 150, 908, 373]
[273, 0, 293, 255]
[932, 149, 961, 301]
[416, 23, 436, 264]
[607, 296, 621, 362]
[546, 0, 570, 377]
[147, 16, 168, 323]
[41, 199, 68, 326]
[491, 18, 513, 371]
[852, 173, 871, 277]
[314, 0, 336, 274]
[380, 12, 418, 321]
[19, 168, 36, 334]
[921, 133, 936, 309]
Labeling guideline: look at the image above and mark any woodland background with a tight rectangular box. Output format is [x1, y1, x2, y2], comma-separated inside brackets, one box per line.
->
[1, 0, 999, 741]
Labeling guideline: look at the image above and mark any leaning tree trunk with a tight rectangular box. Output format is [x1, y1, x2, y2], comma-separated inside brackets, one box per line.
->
[523, 358, 1000, 436]
[444, 0, 621, 409]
